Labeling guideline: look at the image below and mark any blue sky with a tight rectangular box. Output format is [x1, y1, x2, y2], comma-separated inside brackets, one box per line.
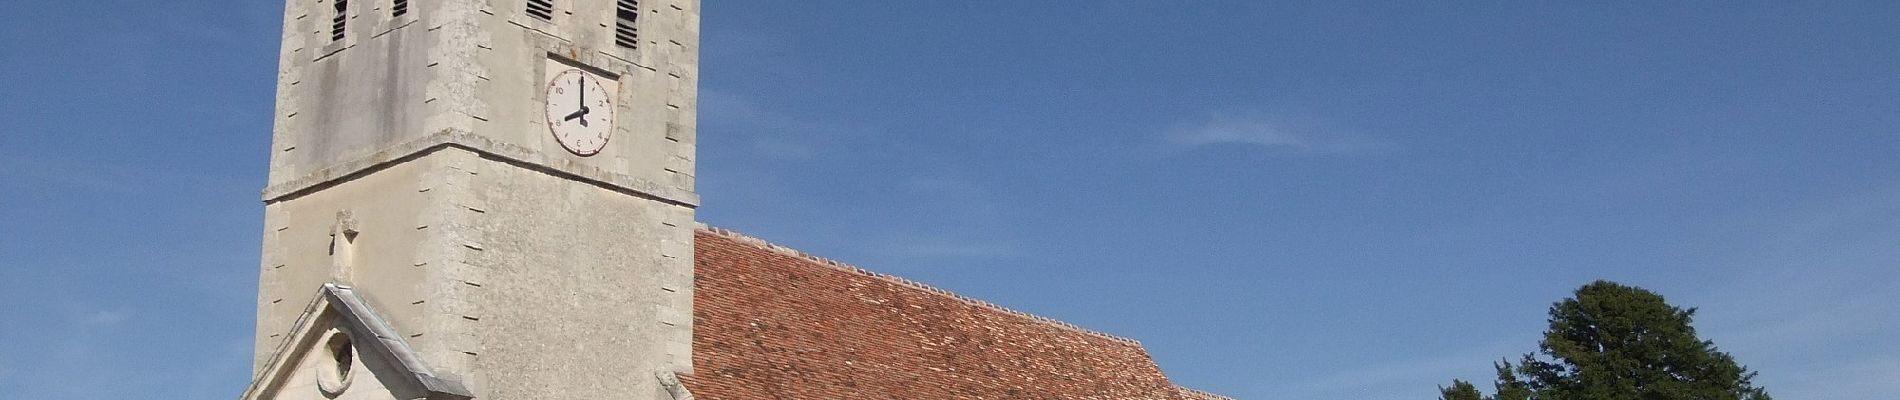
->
[2, 1, 1897, 398]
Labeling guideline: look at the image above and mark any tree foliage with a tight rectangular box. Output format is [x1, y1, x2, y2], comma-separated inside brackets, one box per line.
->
[1442, 281, 1771, 400]
[1439, 380, 1483, 400]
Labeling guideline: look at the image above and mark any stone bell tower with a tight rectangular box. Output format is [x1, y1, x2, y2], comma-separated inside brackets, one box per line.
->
[244, 0, 699, 398]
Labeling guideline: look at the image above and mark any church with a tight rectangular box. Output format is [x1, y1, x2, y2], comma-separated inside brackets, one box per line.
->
[238, 0, 1228, 399]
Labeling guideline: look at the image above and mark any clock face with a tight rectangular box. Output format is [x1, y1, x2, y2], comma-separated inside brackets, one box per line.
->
[545, 68, 615, 156]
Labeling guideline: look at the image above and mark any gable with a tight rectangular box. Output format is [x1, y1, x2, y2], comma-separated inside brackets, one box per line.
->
[242, 284, 473, 400]
[687, 228, 1194, 399]
[267, 326, 401, 400]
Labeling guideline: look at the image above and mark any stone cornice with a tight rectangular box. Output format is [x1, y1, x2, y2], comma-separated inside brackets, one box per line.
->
[261, 129, 699, 207]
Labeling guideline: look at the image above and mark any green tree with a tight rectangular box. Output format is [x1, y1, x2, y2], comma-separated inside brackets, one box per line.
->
[1491, 361, 1532, 400]
[1441, 281, 1771, 400]
[1439, 380, 1483, 400]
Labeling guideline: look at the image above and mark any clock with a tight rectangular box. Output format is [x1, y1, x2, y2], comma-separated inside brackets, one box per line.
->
[544, 66, 616, 156]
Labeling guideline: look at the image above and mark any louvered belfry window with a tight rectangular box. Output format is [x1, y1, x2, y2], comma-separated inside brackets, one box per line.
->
[525, 0, 554, 21]
[615, 0, 639, 49]
[331, 0, 349, 41]
[392, 0, 408, 17]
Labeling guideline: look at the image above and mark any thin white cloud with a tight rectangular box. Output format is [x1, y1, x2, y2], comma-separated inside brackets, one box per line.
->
[902, 176, 1002, 217]
[700, 89, 816, 160]
[1163, 112, 1381, 155]
[0, 152, 245, 194]
[1791, 355, 1900, 398]
[77, 309, 131, 328]
[186, 339, 261, 399]
[864, 176, 1015, 259]
[701, 89, 876, 162]
[1669, 188, 1900, 398]
[1287, 341, 1526, 400]
[876, 238, 1016, 258]
[1170, 115, 1303, 149]
[748, 135, 818, 161]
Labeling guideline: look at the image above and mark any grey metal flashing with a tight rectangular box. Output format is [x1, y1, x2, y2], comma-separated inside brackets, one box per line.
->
[657, 370, 696, 400]
[323, 284, 476, 399]
[240, 284, 476, 400]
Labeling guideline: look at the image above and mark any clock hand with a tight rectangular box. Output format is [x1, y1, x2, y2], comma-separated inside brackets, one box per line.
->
[564, 108, 586, 121]
[574, 77, 591, 127]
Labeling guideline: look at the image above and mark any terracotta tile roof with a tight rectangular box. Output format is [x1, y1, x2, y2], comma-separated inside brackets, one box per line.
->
[686, 227, 1210, 399]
